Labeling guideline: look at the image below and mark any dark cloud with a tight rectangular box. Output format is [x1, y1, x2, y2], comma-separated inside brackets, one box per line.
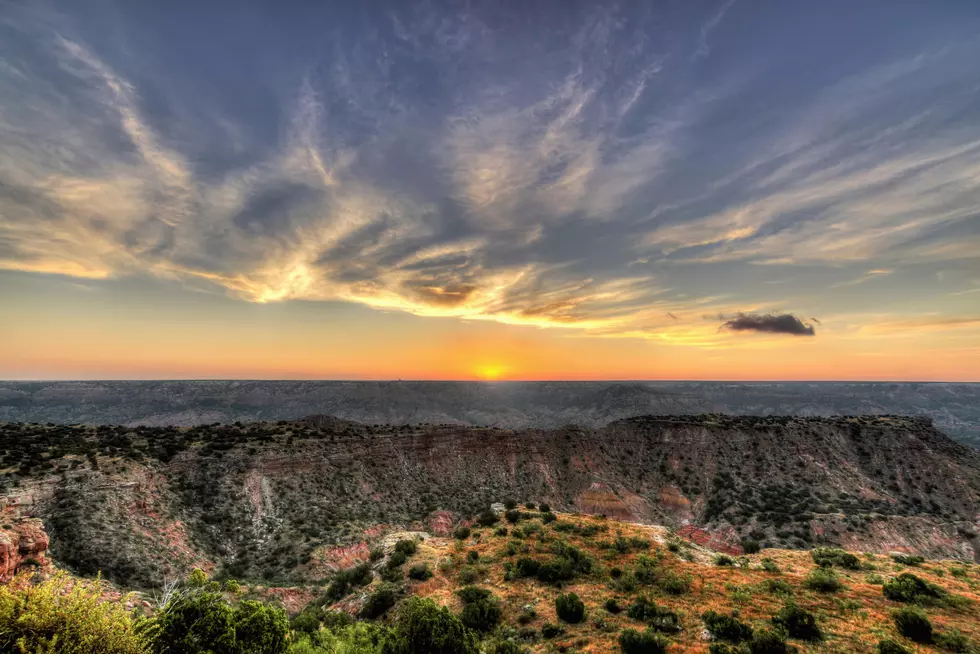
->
[720, 313, 816, 336]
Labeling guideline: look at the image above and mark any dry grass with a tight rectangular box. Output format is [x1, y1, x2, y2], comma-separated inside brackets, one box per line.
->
[361, 512, 980, 653]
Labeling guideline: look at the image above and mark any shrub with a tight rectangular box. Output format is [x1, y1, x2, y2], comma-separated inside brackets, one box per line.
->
[656, 569, 691, 596]
[457, 567, 479, 584]
[0, 573, 153, 654]
[517, 607, 537, 625]
[505, 509, 522, 524]
[525, 502, 536, 510]
[454, 526, 471, 540]
[387, 550, 408, 569]
[882, 573, 946, 604]
[741, 539, 761, 554]
[495, 527, 508, 537]
[748, 626, 794, 654]
[487, 640, 529, 654]
[514, 557, 540, 578]
[361, 585, 399, 619]
[459, 598, 501, 633]
[811, 548, 861, 570]
[890, 553, 925, 566]
[155, 591, 288, 654]
[772, 603, 821, 641]
[369, 548, 384, 562]
[761, 558, 780, 574]
[715, 554, 735, 566]
[381, 566, 404, 583]
[555, 593, 586, 624]
[290, 610, 320, 634]
[618, 628, 669, 654]
[538, 503, 551, 513]
[934, 628, 973, 652]
[803, 568, 843, 593]
[394, 539, 418, 556]
[541, 512, 557, 524]
[535, 558, 575, 584]
[188, 568, 208, 587]
[477, 510, 499, 527]
[456, 586, 493, 604]
[604, 598, 623, 614]
[467, 550, 479, 563]
[893, 606, 932, 643]
[541, 623, 564, 639]
[702, 611, 753, 643]
[382, 597, 478, 654]
[408, 564, 433, 581]
[761, 579, 793, 596]
[627, 598, 680, 634]
[504, 499, 518, 510]
[325, 563, 374, 602]
[877, 639, 912, 654]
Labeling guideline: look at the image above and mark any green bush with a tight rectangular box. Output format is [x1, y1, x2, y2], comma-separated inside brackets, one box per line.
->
[618, 628, 669, 654]
[934, 628, 973, 652]
[361, 585, 399, 620]
[505, 509, 522, 524]
[381, 597, 477, 654]
[627, 598, 680, 634]
[741, 539, 761, 554]
[504, 499, 518, 510]
[811, 548, 861, 570]
[882, 573, 946, 604]
[289, 623, 388, 654]
[771, 602, 821, 641]
[154, 591, 288, 654]
[454, 526, 471, 540]
[890, 553, 925, 566]
[803, 568, 843, 593]
[477, 510, 499, 527]
[459, 598, 501, 633]
[394, 539, 418, 556]
[0, 573, 153, 654]
[748, 626, 794, 654]
[702, 610, 753, 643]
[893, 606, 932, 643]
[538, 503, 551, 513]
[761, 558, 780, 574]
[387, 550, 408, 569]
[541, 512, 557, 524]
[325, 563, 374, 602]
[408, 564, 433, 581]
[715, 554, 735, 566]
[604, 598, 623, 614]
[555, 593, 586, 624]
[456, 586, 500, 633]
[540, 623, 564, 639]
[877, 639, 912, 654]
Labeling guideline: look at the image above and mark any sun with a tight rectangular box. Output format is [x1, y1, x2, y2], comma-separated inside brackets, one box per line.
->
[474, 363, 508, 380]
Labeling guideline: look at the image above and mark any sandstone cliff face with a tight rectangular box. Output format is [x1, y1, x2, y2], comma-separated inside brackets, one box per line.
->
[3, 414, 979, 587]
[0, 517, 50, 581]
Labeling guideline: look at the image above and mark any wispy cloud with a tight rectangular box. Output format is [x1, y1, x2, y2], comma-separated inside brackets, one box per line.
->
[0, 1, 978, 348]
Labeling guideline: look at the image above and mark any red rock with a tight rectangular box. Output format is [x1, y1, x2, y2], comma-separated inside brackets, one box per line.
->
[0, 518, 50, 581]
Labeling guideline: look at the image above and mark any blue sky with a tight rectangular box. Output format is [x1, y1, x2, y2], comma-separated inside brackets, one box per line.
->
[1, 1, 978, 380]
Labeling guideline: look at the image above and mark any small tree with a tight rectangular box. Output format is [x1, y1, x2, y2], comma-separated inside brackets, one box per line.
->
[877, 639, 912, 654]
[618, 628, 669, 654]
[382, 597, 478, 654]
[772, 602, 821, 641]
[555, 593, 586, 624]
[893, 607, 932, 643]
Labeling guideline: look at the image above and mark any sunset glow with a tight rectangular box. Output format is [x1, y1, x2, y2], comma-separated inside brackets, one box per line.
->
[0, 1, 978, 381]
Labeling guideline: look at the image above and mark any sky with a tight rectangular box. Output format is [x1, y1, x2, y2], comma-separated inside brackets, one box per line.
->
[0, 0, 978, 381]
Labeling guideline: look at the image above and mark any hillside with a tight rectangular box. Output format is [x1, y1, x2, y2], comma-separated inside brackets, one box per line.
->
[4, 507, 980, 654]
[1, 414, 978, 590]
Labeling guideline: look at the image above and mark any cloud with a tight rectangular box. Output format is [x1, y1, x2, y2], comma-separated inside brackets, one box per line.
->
[0, 1, 977, 348]
[720, 313, 816, 336]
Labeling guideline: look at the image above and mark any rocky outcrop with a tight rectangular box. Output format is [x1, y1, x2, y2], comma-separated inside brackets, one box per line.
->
[0, 517, 50, 581]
